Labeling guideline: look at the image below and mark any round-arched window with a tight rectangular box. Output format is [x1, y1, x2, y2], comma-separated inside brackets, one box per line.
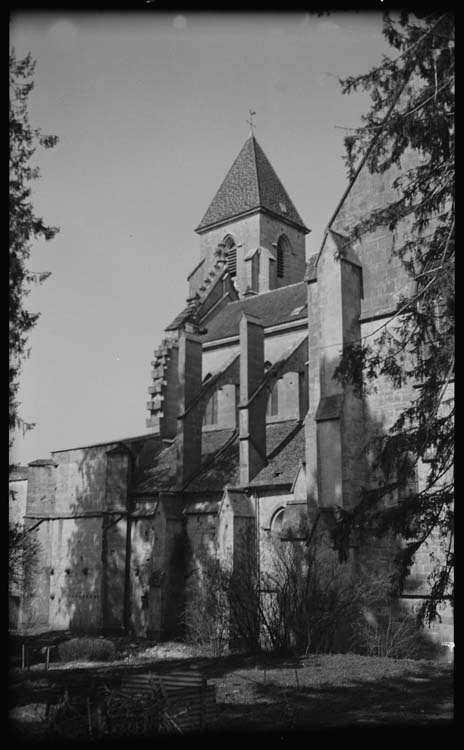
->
[270, 508, 285, 536]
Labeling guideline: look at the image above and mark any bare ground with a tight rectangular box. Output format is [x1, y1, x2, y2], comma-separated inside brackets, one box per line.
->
[8, 636, 454, 738]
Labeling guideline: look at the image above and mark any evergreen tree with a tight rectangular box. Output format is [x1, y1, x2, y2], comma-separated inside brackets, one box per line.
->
[9, 51, 59, 595]
[333, 12, 454, 625]
[9, 50, 59, 450]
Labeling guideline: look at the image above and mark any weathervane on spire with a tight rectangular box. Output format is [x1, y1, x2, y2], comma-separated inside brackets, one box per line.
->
[247, 109, 256, 133]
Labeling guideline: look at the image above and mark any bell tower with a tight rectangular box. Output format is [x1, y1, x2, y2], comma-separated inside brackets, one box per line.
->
[192, 134, 310, 298]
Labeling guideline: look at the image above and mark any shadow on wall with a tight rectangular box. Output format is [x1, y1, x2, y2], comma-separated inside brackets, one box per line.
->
[55, 447, 128, 635]
[166, 521, 193, 641]
[329, 388, 450, 658]
[25, 390, 450, 654]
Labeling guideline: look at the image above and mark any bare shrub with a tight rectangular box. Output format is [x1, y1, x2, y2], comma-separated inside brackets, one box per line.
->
[184, 522, 259, 655]
[351, 604, 433, 659]
[258, 529, 378, 654]
[184, 557, 230, 656]
[9, 520, 42, 634]
[58, 637, 116, 663]
[183, 522, 430, 659]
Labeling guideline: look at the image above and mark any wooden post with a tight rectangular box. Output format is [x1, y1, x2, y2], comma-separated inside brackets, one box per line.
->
[45, 646, 50, 671]
[87, 696, 93, 738]
[21, 643, 25, 671]
[199, 677, 206, 730]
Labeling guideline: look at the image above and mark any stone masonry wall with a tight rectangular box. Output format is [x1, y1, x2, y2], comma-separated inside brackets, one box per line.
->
[199, 214, 261, 296]
[259, 213, 306, 289]
[334, 148, 419, 321]
[49, 516, 104, 631]
[198, 212, 306, 296]
[333, 148, 453, 647]
[23, 443, 130, 633]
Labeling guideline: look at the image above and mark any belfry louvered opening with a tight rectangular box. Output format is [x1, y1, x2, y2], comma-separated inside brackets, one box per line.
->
[276, 234, 291, 279]
[227, 248, 237, 277]
[224, 235, 237, 278]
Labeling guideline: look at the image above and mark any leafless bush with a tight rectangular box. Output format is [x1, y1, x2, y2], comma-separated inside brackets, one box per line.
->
[351, 605, 430, 658]
[258, 529, 375, 653]
[184, 523, 260, 655]
[184, 523, 427, 659]
[9, 520, 40, 594]
[184, 557, 231, 656]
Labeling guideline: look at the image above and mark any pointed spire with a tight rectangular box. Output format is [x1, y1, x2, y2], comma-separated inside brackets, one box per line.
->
[195, 135, 309, 234]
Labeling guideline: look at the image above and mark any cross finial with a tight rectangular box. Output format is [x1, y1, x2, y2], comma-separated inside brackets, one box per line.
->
[246, 109, 256, 133]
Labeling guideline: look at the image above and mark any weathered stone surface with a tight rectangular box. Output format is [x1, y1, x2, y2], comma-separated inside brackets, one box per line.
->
[12, 136, 452, 650]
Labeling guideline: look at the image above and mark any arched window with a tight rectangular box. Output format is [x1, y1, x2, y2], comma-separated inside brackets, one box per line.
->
[223, 235, 237, 278]
[203, 390, 218, 426]
[276, 234, 291, 279]
[266, 381, 279, 417]
[270, 508, 285, 536]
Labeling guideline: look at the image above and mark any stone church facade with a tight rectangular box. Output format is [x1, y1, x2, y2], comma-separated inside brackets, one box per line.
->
[16, 134, 453, 648]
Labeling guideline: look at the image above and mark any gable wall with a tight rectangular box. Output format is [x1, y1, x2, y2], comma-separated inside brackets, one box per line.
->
[334, 149, 419, 320]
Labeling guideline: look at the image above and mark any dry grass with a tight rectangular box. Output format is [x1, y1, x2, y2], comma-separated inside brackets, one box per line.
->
[9, 638, 454, 737]
[207, 652, 453, 731]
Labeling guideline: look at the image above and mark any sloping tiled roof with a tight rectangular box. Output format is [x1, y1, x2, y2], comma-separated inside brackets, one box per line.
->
[134, 429, 236, 493]
[132, 421, 304, 494]
[249, 420, 305, 487]
[10, 466, 29, 481]
[186, 432, 240, 492]
[28, 458, 57, 467]
[134, 441, 178, 492]
[165, 306, 194, 332]
[196, 135, 309, 233]
[202, 283, 307, 342]
[188, 420, 304, 491]
[305, 254, 318, 282]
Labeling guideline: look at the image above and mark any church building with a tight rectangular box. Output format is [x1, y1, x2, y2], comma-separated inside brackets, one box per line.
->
[16, 132, 453, 650]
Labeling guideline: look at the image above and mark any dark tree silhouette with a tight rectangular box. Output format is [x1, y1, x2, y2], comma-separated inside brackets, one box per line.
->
[333, 12, 454, 624]
[9, 49, 59, 446]
[10, 49, 59, 602]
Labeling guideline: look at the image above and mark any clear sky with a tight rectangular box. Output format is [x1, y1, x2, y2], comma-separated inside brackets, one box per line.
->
[10, 10, 390, 465]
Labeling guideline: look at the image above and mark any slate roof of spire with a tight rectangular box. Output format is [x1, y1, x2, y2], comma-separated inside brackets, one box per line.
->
[196, 134, 309, 233]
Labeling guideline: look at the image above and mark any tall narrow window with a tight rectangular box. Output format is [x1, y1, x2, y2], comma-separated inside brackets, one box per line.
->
[276, 234, 291, 279]
[277, 245, 284, 278]
[224, 235, 237, 278]
[204, 390, 218, 426]
[267, 381, 279, 417]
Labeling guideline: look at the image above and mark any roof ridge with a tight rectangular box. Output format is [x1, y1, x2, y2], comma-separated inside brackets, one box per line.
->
[252, 137, 308, 229]
[250, 133, 262, 205]
[220, 280, 306, 306]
